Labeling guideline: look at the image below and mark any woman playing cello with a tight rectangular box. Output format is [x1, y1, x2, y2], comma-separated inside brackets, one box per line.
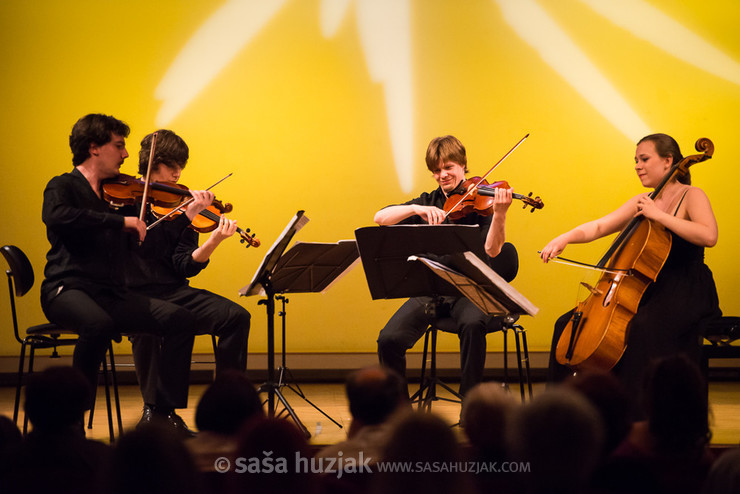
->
[540, 133, 721, 417]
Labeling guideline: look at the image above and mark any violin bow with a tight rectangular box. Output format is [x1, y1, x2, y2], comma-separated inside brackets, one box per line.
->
[139, 131, 158, 222]
[443, 133, 530, 219]
[146, 172, 233, 231]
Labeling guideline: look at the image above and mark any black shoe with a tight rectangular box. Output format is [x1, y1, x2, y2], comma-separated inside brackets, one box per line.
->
[136, 404, 155, 429]
[137, 405, 196, 438]
[166, 411, 197, 438]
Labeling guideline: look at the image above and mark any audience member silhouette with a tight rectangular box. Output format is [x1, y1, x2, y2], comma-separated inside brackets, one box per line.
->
[186, 370, 264, 471]
[462, 381, 518, 459]
[372, 411, 474, 494]
[0, 366, 111, 494]
[563, 370, 632, 457]
[107, 422, 203, 494]
[461, 382, 519, 494]
[507, 387, 604, 494]
[316, 365, 409, 465]
[230, 417, 320, 494]
[184, 370, 264, 494]
[316, 365, 409, 494]
[606, 354, 715, 494]
[0, 415, 22, 456]
[702, 448, 740, 494]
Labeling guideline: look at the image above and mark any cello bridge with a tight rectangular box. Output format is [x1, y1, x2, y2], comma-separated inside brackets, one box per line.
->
[579, 282, 602, 296]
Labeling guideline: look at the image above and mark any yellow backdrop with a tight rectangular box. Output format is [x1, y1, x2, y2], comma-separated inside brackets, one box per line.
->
[1, 0, 738, 359]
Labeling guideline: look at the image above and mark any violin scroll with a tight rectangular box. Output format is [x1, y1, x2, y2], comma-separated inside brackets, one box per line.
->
[150, 202, 261, 249]
[519, 191, 544, 212]
[238, 229, 261, 248]
[476, 183, 544, 212]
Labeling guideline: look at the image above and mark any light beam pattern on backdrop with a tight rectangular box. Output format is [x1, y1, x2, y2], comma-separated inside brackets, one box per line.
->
[495, 0, 651, 142]
[155, 0, 738, 192]
[496, 0, 740, 142]
[155, 0, 413, 192]
[580, 0, 740, 85]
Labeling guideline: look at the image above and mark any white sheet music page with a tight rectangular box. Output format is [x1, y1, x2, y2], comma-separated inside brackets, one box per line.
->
[407, 252, 538, 317]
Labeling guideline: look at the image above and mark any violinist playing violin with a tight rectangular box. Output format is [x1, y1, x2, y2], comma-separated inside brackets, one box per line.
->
[123, 129, 251, 434]
[40, 114, 196, 420]
[375, 135, 513, 400]
[540, 133, 721, 416]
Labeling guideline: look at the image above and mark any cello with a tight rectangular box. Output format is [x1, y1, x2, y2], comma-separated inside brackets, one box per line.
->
[555, 137, 714, 371]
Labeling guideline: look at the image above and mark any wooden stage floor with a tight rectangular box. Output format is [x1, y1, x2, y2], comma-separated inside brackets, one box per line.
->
[2, 380, 739, 447]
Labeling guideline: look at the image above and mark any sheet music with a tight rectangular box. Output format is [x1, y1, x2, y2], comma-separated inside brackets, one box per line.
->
[462, 251, 538, 316]
[408, 256, 510, 315]
[354, 224, 486, 300]
[239, 211, 310, 296]
[270, 240, 359, 294]
[408, 251, 539, 317]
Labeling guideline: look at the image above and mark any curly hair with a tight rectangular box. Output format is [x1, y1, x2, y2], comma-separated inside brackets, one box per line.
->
[69, 114, 130, 166]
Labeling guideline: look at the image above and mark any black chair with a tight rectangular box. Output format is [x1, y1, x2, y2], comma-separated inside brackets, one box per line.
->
[411, 242, 533, 410]
[2, 244, 121, 440]
[701, 316, 740, 381]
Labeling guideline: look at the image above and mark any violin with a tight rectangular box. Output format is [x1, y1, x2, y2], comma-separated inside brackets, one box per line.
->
[151, 202, 261, 248]
[444, 177, 544, 220]
[101, 173, 260, 248]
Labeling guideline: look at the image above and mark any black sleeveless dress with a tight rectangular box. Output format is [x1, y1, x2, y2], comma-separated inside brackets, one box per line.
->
[548, 197, 722, 416]
[612, 231, 721, 398]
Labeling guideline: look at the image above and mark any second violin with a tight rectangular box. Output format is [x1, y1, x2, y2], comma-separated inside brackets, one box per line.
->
[151, 201, 261, 248]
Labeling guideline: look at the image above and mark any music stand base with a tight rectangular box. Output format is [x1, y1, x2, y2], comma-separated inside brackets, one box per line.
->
[277, 365, 343, 428]
[258, 381, 311, 438]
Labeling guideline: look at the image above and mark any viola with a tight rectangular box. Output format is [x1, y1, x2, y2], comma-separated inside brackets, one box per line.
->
[102, 173, 260, 248]
[555, 137, 714, 371]
[443, 177, 544, 220]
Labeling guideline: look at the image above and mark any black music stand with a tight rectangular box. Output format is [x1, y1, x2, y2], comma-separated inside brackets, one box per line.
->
[355, 224, 487, 301]
[355, 225, 537, 401]
[240, 211, 359, 437]
[410, 250, 538, 401]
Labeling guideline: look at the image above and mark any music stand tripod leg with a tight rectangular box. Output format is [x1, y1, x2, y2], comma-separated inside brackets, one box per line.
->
[274, 296, 343, 429]
[409, 329, 431, 409]
[513, 322, 532, 402]
[517, 324, 534, 399]
[257, 289, 311, 438]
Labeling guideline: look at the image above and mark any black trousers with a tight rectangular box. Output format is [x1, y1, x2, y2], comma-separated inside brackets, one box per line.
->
[377, 296, 497, 399]
[41, 287, 195, 409]
[130, 285, 251, 406]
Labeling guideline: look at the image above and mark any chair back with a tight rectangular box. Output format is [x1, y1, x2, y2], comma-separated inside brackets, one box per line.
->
[2, 245, 36, 344]
[489, 241, 518, 283]
[2, 245, 35, 297]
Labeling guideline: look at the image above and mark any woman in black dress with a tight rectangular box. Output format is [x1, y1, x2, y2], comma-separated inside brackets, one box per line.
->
[540, 133, 721, 416]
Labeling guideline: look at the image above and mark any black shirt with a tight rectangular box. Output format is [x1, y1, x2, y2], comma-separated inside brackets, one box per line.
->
[41, 168, 128, 300]
[390, 182, 494, 257]
[123, 206, 208, 293]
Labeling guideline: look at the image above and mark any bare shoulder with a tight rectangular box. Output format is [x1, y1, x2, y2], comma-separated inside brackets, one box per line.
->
[682, 185, 713, 210]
